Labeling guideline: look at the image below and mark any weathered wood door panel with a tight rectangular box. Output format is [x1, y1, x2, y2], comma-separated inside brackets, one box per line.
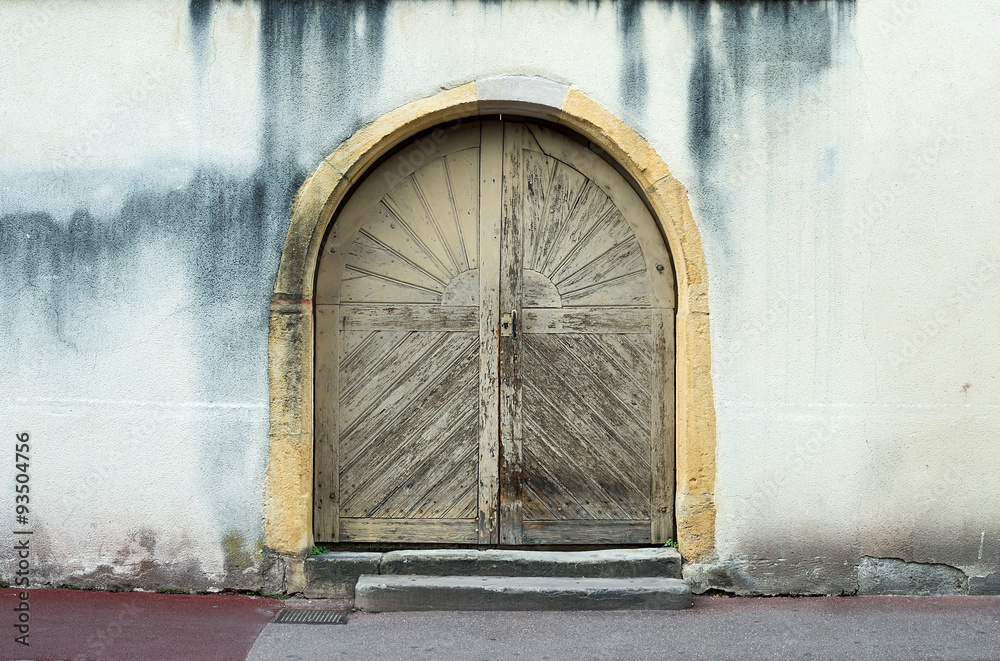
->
[497, 123, 675, 545]
[314, 120, 675, 545]
[314, 122, 489, 543]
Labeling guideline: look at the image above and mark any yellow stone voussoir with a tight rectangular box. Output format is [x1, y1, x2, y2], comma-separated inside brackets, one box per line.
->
[645, 175, 710, 314]
[263, 433, 313, 556]
[560, 88, 673, 190]
[325, 83, 479, 184]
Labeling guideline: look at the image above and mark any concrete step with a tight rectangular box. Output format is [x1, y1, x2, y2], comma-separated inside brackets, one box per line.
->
[381, 548, 683, 579]
[304, 548, 683, 598]
[305, 551, 382, 599]
[354, 575, 693, 612]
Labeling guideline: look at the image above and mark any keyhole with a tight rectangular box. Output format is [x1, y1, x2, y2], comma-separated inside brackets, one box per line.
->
[500, 313, 514, 337]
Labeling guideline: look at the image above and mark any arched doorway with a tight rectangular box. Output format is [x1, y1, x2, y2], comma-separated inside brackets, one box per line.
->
[265, 79, 717, 584]
[312, 119, 676, 546]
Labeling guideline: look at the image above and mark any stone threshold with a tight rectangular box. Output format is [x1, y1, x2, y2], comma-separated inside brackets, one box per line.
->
[304, 547, 683, 599]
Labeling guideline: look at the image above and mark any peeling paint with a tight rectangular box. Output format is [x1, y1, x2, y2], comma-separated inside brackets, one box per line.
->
[858, 556, 968, 596]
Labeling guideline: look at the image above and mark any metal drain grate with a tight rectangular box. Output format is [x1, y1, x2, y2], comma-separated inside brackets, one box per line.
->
[274, 609, 351, 625]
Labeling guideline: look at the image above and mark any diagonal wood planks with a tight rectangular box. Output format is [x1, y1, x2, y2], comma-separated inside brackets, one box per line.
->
[315, 120, 674, 546]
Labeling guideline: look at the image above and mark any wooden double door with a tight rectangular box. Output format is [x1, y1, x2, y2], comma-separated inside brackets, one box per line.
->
[314, 121, 675, 546]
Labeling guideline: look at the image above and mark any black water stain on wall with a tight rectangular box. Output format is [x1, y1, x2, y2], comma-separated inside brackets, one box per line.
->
[260, 0, 389, 169]
[686, 0, 715, 175]
[0, 0, 393, 586]
[3, 0, 861, 588]
[201, 0, 389, 564]
[653, 0, 856, 266]
[617, 0, 648, 116]
[468, 0, 645, 114]
[0, 171, 276, 355]
[1, 167, 281, 588]
[679, 0, 855, 176]
[189, 0, 213, 59]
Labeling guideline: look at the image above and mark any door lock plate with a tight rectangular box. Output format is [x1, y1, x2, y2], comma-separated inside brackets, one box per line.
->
[500, 313, 513, 337]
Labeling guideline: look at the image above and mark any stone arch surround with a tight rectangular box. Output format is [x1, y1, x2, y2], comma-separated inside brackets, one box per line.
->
[264, 76, 717, 590]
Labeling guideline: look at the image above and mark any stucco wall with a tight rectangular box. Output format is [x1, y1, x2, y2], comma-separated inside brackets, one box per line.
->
[1, 0, 997, 594]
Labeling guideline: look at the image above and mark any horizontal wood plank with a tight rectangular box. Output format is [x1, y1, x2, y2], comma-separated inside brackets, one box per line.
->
[521, 520, 652, 545]
[339, 518, 480, 543]
[337, 304, 479, 330]
[521, 307, 652, 334]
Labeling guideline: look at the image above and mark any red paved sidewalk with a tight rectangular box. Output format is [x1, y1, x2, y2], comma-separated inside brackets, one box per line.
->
[0, 587, 282, 661]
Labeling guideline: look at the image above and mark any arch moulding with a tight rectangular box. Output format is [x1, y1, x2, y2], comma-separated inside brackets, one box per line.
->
[265, 76, 716, 589]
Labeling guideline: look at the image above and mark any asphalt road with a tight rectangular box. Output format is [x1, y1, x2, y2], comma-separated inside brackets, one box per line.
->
[250, 596, 1000, 661]
[2, 588, 998, 661]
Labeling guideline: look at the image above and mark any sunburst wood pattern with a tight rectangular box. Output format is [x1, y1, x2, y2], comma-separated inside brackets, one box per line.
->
[341, 148, 481, 305]
[509, 128, 657, 544]
[519, 144, 651, 308]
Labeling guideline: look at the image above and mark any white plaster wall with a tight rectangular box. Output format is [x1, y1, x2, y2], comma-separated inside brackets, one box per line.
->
[852, 0, 1000, 577]
[0, 0, 271, 588]
[0, 0, 997, 592]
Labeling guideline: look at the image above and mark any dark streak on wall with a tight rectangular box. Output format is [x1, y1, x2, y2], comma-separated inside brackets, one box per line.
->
[671, 0, 855, 267]
[682, 0, 854, 174]
[189, 0, 213, 58]
[0, 170, 277, 590]
[260, 0, 388, 171]
[0, 0, 868, 592]
[1, 0, 390, 589]
[617, 0, 648, 116]
[0, 171, 276, 369]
